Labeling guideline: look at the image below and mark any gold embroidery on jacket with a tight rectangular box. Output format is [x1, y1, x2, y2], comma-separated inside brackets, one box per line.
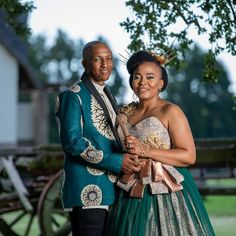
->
[87, 166, 105, 176]
[81, 145, 103, 163]
[91, 97, 115, 140]
[81, 184, 102, 206]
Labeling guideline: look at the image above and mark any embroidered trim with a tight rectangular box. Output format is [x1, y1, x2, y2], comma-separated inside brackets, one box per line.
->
[91, 96, 115, 140]
[69, 84, 81, 93]
[142, 133, 169, 150]
[81, 145, 103, 164]
[55, 117, 61, 136]
[55, 96, 60, 113]
[81, 185, 102, 206]
[87, 167, 105, 176]
[108, 172, 118, 183]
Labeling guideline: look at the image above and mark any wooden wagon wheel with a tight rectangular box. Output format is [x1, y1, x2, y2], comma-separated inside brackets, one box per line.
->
[0, 199, 39, 236]
[37, 170, 71, 236]
[0, 155, 41, 236]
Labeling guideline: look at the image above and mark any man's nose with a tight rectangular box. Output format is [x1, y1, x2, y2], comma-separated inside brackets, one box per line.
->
[101, 59, 107, 68]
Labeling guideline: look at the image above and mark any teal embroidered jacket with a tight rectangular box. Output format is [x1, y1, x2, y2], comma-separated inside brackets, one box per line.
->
[55, 74, 123, 208]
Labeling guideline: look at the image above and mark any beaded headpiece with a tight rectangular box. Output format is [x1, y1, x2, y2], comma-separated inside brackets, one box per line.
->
[118, 49, 176, 66]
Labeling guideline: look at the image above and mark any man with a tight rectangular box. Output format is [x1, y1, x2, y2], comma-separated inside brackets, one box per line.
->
[55, 41, 140, 236]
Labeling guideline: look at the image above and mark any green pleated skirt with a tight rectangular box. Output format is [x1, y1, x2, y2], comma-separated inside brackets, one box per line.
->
[106, 168, 215, 236]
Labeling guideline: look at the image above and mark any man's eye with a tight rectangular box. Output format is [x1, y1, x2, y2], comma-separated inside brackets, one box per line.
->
[147, 76, 154, 80]
[94, 57, 101, 62]
[107, 57, 113, 61]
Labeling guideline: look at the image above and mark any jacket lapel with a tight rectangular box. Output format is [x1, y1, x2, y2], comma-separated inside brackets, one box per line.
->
[104, 86, 119, 114]
[81, 73, 121, 145]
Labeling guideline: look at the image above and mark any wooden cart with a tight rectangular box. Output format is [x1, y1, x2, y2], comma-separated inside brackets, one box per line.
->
[0, 145, 71, 236]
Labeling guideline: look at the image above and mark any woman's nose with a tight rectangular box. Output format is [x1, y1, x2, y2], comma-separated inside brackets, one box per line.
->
[139, 77, 146, 84]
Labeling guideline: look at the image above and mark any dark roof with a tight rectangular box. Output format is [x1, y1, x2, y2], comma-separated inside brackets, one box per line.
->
[0, 10, 42, 89]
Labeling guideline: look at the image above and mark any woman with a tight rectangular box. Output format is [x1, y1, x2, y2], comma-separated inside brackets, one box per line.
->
[107, 51, 215, 235]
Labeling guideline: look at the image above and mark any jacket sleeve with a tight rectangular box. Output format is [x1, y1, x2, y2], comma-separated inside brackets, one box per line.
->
[56, 90, 123, 174]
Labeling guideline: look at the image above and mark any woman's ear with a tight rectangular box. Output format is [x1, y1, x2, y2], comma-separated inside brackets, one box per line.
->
[159, 79, 164, 91]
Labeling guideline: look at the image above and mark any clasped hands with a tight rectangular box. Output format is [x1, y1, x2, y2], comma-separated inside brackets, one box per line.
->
[125, 135, 149, 158]
[121, 135, 149, 174]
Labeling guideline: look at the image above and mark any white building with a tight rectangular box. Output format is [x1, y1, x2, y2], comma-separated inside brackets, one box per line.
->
[0, 11, 47, 146]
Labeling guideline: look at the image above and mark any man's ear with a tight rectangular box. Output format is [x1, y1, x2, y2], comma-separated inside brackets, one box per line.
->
[82, 59, 86, 69]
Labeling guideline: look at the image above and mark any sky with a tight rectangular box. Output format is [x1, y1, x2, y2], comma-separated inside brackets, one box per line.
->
[23, 0, 236, 98]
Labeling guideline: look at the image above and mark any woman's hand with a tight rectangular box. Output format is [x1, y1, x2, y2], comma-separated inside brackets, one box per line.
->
[125, 135, 149, 158]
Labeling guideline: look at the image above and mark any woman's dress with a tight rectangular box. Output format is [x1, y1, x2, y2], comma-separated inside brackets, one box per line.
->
[107, 116, 215, 236]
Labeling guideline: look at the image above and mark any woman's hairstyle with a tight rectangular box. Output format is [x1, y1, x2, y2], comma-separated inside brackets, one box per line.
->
[126, 50, 168, 91]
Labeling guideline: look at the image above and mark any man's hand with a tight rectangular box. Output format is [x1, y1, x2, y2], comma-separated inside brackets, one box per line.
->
[121, 153, 140, 174]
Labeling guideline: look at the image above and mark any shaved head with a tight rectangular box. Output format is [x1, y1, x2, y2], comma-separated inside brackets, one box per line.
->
[82, 41, 110, 61]
[81, 41, 113, 85]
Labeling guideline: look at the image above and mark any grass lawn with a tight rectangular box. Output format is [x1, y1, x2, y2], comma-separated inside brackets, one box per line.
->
[1, 195, 235, 236]
[204, 195, 236, 236]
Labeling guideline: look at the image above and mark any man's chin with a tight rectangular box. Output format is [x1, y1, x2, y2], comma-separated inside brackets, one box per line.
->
[91, 77, 109, 85]
[98, 76, 110, 82]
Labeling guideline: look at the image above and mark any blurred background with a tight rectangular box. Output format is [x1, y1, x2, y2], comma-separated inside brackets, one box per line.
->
[0, 0, 235, 235]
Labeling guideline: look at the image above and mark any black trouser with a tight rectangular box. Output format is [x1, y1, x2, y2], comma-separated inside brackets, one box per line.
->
[69, 207, 108, 236]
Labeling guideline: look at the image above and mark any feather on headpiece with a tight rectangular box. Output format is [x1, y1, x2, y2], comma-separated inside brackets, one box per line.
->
[118, 49, 176, 66]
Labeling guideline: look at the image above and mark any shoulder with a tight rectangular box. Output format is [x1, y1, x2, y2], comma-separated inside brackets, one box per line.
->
[161, 101, 183, 116]
[158, 101, 187, 125]
[57, 81, 85, 98]
[68, 83, 82, 93]
[68, 80, 86, 93]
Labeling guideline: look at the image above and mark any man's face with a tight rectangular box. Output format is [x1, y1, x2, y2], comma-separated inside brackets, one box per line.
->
[83, 44, 113, 85]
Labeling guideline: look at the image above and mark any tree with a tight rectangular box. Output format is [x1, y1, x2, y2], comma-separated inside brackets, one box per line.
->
[29, 31, 126, 101]
[166, 45, 236, 138]
[121, 0, 236, 82]
[0, 0, 34, 38]
[29, 30, 85, 87]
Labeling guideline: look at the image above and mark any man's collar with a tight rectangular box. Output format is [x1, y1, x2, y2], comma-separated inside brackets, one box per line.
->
[91, 81, 105, 93]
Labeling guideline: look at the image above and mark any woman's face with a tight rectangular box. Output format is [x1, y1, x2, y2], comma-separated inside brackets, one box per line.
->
[132, 62, 164, 100]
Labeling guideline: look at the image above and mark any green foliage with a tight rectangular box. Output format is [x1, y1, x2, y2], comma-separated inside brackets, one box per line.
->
[29, 31, 126, 103]
[233, 96, 236, 110]
[49, 93, 60, 143]
[122, 0, 236, 82]
[166, 46, 236, 138]
[203, 50, 220, 83]
[28, 34, 50, 83]
[0, 0, 34, 38]
[29, 30, 85, 86]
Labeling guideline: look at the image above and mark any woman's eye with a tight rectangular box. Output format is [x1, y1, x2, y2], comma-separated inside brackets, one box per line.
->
[147, 76, 154, 80]
[133, 75, 140, 80]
